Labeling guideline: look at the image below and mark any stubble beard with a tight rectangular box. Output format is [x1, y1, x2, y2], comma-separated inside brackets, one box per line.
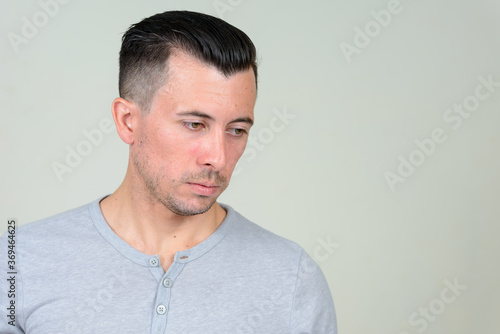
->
[133, 150, 229, 216]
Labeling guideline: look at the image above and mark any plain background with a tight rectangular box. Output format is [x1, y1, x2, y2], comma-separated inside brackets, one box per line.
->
[1, 0, 499, 333]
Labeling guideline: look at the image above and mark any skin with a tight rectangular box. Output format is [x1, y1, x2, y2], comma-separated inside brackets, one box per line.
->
[100, 51, 257, 272]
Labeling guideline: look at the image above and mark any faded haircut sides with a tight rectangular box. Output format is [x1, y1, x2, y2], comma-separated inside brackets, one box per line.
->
[118, 10, 258, 113]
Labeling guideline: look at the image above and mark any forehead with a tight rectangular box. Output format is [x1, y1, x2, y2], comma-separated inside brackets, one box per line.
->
[148, 52, 256, 119]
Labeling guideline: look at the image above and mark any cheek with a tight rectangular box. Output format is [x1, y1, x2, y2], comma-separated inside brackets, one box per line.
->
[151, 125, 192, 156]
[187, 141, 203, 157]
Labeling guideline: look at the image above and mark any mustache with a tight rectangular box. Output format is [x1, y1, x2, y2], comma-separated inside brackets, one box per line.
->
[183, 170, 227, 184]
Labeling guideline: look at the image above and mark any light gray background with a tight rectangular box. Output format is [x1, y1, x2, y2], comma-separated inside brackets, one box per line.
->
[1, 0, 499, 333]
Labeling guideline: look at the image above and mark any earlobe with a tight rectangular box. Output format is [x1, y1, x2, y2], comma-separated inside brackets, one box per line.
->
[111, 97, 138, 145]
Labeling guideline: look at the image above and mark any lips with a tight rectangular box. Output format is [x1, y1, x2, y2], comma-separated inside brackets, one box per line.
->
[188, 182, 219, 188]
[187, 182, 220, 196]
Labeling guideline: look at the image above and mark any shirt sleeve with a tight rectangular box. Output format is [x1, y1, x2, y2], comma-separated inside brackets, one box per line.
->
[0, 231, 25, 333]
[289, 249, 338, 334]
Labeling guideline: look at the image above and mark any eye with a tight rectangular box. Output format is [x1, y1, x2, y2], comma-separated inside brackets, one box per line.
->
[227, 128, 247, 136]
[184, 122, 204, 130]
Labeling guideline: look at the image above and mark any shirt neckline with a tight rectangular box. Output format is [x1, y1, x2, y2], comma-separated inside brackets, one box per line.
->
[88, 195, 234, 267]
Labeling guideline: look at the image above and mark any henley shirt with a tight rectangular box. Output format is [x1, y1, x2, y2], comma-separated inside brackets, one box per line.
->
[1, 197, 337, 333]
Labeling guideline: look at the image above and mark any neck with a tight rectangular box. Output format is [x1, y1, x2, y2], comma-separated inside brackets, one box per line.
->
[99, 173, 226, 258]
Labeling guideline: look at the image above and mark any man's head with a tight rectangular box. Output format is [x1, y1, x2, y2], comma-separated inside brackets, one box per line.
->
[112, 11, 258, 217]
[119, 10, 258, 113]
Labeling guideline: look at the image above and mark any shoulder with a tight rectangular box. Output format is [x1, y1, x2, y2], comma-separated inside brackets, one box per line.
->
[220, 205, 335, 308]
[221, 203, 306, 265]
[0, 199, 97, 249]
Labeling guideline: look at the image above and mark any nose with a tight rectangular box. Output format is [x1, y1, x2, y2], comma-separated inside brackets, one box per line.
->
[198, 129, 227, 170]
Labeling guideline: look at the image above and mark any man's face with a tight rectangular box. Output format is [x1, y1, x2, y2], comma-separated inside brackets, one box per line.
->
[131, 52, 256, 216]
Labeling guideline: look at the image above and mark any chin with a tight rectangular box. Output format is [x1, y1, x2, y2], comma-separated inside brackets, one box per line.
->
[163, 196, 217, 216]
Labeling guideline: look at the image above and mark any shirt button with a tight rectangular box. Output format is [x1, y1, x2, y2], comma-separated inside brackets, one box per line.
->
[149, 258, 159, 267]
[163, 278, 172, 288]
[156, 304, 167, 315]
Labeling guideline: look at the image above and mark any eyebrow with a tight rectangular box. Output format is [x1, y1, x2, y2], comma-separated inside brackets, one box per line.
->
[177, 111, 254, 126]
[229, 117, 254, 126]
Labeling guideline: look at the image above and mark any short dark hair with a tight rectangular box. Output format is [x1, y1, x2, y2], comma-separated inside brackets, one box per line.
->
[119, 10, 258, 113]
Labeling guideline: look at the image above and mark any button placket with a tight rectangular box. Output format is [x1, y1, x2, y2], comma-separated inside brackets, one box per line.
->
[151, 260, 186, 333]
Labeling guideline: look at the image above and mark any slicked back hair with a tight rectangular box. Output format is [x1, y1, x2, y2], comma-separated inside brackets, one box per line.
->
[119, 10, 258, 113]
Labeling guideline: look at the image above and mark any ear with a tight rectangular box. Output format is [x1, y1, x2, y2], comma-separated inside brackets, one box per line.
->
[111, 97, 140, 145]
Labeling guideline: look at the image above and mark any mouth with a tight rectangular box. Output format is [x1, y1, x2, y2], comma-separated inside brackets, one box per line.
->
[187, 182, 220, 196]
[188, 182, 220, 188]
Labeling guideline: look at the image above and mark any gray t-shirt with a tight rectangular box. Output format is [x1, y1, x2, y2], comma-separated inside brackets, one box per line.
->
[1, 197, 337, 333]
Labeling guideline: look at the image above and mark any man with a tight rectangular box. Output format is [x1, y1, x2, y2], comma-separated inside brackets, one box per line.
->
[1, 10, 337, 333]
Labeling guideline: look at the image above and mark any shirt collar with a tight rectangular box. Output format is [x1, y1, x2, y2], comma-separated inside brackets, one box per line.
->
[89, 195, 234, 267]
